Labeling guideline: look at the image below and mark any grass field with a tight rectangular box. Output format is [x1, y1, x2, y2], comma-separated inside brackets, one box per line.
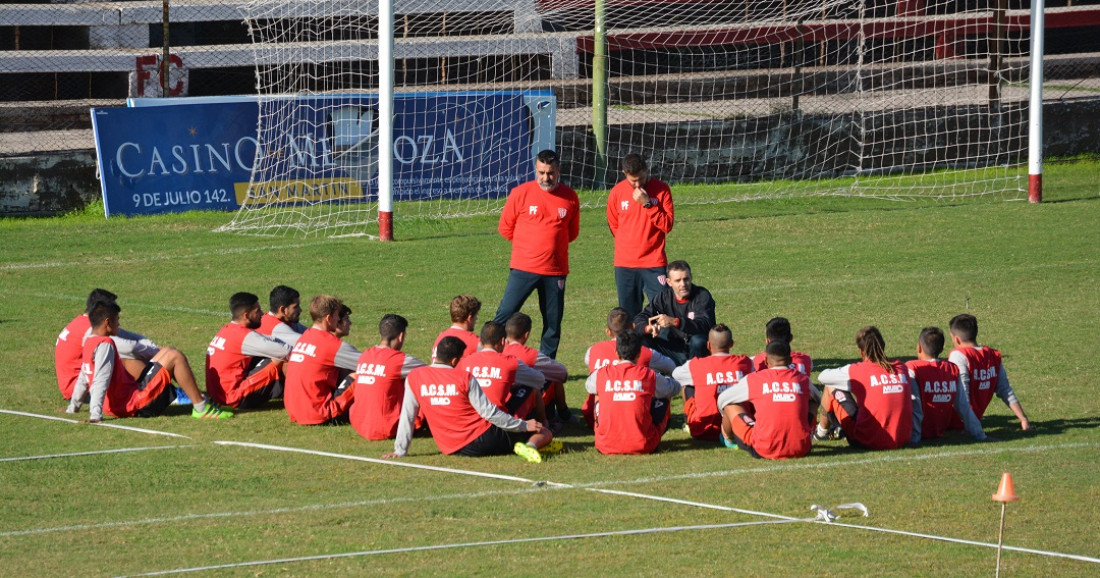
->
[1, 163, 1098, 576]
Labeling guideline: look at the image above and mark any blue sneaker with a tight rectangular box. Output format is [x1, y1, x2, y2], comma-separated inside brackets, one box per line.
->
[171, 387, 192, 406]
[720, 435, 739, 449]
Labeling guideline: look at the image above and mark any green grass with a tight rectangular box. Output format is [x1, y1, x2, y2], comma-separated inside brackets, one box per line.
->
[1, 162, 1098, 576]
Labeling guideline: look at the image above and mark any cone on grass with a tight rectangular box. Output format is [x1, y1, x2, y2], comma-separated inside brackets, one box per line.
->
[992, 472, 1019, 503]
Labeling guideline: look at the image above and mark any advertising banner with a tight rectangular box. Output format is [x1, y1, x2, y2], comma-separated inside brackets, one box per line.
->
[91, 91, 556, 217]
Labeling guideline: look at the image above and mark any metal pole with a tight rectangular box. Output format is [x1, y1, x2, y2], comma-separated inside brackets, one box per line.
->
[161, 0, 170, 96]
[378, 0, 395, 240]
[1028, 0, 1045, 202]
[592, 0, 609, 188]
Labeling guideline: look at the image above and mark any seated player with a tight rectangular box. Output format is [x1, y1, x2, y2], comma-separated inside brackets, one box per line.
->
[817, 326, 915, 450]
[461, 321, 547, 421]
[632, 260, 715, 366]
[717, 340, 812, 459]
[205, 292, 292, 409]
[432, 294, 481, 362]
[948, 314, 1030, 431]
[503, 312, 572, 424]
[582, 307, 676, 428]
[66, 300, 232, 420]
[672, 324, 754, 442]
[585, 331, 682, 455]
[258, 285, 307, 347]
[382, 336, 560, 463]
[55, 288, 161, 401]
[283, 295, 360, 425]
[350, 314, 427, 440]
[906, 326, 987, 443]
[751, 317, 812, 375]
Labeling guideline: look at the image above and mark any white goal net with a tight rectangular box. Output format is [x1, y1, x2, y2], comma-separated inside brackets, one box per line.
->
[221, 0, 1030, 237]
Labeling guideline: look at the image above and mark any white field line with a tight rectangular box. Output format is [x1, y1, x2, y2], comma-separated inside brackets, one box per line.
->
[0, 445, 190, 463]
[0, 409, 192, 439]
[0, 486, 566, 538]
[571, 441, 1100, 489]
[118, 519, 806, 577]
[213, 441, 538, 483]
[0, 241, 338, 271]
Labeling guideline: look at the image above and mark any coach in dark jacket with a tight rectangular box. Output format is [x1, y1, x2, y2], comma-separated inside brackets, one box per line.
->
[633, 260, 715, 366]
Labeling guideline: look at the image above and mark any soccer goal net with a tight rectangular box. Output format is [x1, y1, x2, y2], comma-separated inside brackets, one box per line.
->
[221, 0, 1031, 237]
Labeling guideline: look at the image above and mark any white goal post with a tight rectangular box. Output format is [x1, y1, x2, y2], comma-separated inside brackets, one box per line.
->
[221, 0, 1046, 238]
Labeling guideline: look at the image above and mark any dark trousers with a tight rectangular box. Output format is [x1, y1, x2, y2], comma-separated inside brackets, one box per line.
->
[615, 266, 667, 318]
[643, 332, 709, 367]
[493, 268, 567, 359]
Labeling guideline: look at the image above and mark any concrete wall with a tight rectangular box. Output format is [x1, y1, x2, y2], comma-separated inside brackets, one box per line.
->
[1, 98, 1098, 216]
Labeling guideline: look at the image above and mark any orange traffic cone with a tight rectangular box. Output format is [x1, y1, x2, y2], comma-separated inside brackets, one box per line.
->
[992, 472, 1019, 503]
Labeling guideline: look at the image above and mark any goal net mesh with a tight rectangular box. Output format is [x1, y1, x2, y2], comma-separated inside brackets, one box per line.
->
[221, 0, 1029, 237]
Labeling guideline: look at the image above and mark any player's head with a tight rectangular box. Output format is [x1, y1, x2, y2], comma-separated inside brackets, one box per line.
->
[85, 288, 118, 314]
[616, 330, 643, 363]
[269, 285, 302, 325]
[621, 153, 648, 188]
[764, 338, 792, 368]
[918, 326, 946, 358]
[855, 326, 892, 372]
[449, 295, 481, 327]
[309, 294, 343, 324]
[435, 336, 467, 366]
[606, 307, 632, 337]
[666, 260, 693, 300]
[230, 292, 263, 329]
[88, 300, 121, 333]
[949, 314, 979, 344]
[379, 313, 408, 343]
[335, 304, 353, 337]
[479, 321, 507, 350]
[764, 317, 793, 344]
[707, 323, 733, 353]
[505, 312, 532, 342]
[534, 149, 561, 192]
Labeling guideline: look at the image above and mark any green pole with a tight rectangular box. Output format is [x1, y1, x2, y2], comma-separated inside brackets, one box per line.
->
[592, 0, 608, 187]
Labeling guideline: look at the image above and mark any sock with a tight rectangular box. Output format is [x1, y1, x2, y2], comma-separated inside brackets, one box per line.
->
[194, 398, 207, 413]
[816, 424, 830, 438]
[527, 442, 538, 448]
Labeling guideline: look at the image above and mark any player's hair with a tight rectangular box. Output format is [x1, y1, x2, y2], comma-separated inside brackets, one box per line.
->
[708, 323, 733, 350]
[230, 292, 259, 318]
[269, 285, 300, 312]
[505, 312, 532, 339]
[379, 314, 408, 341]
[435, 335, 467, 363]
[765, 317, 793, 342]
[918, 326, 946, 357]
[667, 260, 692, 276]
[88, 300, 121, 327]
[309, 294, 344, 323]
[449, 294, 481, 323]
[765, 338, 792, 363]
[536, 149, 560, 166]
[85, 288, 118, 314]
[606, 307, 632, 336]
[949, 314, 979, 343]
[616, 330, 643, 362]
[855, 326, 893, 373]
[621, 153, 647, 176]
[480, 321, 507, 346]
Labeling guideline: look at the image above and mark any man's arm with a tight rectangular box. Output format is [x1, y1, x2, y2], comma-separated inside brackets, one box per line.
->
[585, 371, 599, 394]
[567, 194, 580, 243]
[671, 359, 694, 387]
[654, 374, 682, 399]
[716, 377, 750, 410]
[953, 385, 987, 440]
[399, 354, 428, 378]
[647, 182, 674, 234]
[271, 323, 304, 347]
[907, 367, 923, 445]
[672, 288, 716, 340]
[648, 349, 677, 375]
[994, 364, 1029, 430]
[817, 365, 852, 392]
[68, 343, 113, 421]
[334, 341, 362, 371]
[468, 376, 528, 432]
[532, 352, 567, 383]
[514, 361, 547, 390]
[113, 329, 160, 361]
[948, 350, 972, 401]
[241, 332, 292, 360]
[498, 188, 519, 241]
[633, 294, 663, 335]
[605, 187, 620, 237]
[385, 383, 420, 458]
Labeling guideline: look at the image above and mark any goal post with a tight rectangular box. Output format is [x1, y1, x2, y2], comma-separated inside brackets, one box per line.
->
[223, 0, 1041, 238]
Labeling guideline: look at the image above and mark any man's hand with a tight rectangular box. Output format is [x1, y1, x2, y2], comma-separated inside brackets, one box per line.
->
[381, 452, 402, 459]
[1019, 418, 1031, 431]
[632, 187, 649, 206]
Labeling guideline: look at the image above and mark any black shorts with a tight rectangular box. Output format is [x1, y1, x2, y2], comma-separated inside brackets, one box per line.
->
[455, 425, 517, 457]
[134, 363, 174, 418]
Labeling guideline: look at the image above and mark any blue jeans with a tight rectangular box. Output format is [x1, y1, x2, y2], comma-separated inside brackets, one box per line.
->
[615, 266, 667, 318]
[493, 269, 567, 359]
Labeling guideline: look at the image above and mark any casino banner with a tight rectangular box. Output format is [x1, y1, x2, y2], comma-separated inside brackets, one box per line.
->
[91, 91, 556, 217]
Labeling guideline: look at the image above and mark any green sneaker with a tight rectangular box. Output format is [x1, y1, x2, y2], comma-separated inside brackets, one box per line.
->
[192, 403, 234, 420]
[538, 439, 563, 455]
[513, 442, 543, 463]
